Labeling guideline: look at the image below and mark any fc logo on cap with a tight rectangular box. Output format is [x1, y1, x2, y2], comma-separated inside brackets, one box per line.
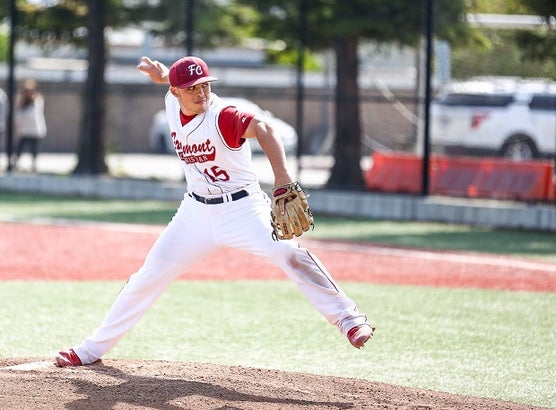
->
[169, 56, 217, 88]
[188, 64, 204, 76]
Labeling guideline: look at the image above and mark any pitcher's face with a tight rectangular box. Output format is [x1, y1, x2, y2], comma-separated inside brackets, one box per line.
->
[170, 82, 211, 116]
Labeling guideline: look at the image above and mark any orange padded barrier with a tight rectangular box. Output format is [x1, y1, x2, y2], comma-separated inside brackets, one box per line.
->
[364, 151, 555, 202]
[364, 151, 422, 194]
[430, 157, 479, 196]
[547, 175, 555, 202]
[467, 159, 553, 201]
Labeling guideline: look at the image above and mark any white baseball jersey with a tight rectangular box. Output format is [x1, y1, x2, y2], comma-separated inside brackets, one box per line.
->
[165, 92, 257, 196]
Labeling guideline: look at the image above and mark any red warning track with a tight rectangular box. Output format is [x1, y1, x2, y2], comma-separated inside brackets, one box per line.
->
[1, 222, 555, 292]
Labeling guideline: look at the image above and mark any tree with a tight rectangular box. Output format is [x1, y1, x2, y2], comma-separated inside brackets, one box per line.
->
[238, 0, 469, 190]
[134, 0, 256, 51]
[511, 0, 556, 64]
[73, 0, 108, 174]
[5, 0, 256, 175]
[451, 0, 556, 80]
[0, 0, 10, 62]
[7, 0, 116, 175]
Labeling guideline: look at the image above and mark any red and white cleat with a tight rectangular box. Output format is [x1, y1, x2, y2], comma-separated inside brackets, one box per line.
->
[347, 324, 375, 349]
[55, 348, 83, 367]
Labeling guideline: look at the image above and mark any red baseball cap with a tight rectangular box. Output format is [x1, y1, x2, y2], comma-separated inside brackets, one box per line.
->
[168, 56, 218, 88]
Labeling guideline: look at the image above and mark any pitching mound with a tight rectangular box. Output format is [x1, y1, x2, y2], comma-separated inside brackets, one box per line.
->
[0, 358, 541, 409]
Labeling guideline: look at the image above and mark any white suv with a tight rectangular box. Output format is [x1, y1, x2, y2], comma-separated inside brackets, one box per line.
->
[431, 77, 556, 160]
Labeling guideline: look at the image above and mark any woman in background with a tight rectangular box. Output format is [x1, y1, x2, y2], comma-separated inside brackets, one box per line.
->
[12, 79, 47, 172]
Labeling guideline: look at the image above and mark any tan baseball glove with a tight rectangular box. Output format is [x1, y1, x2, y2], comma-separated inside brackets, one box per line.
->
[270, 181, 314, 240]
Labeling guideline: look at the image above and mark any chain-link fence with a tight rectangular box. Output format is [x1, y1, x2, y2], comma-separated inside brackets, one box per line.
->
[358, 15, 555, 203]
[2, 5, 554, 203]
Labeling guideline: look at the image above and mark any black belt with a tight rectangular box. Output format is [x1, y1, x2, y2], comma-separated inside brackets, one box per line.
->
[190, 190, 249, 205]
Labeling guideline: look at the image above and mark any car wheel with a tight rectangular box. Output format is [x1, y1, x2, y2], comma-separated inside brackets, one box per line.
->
[501, 135, 537, 161]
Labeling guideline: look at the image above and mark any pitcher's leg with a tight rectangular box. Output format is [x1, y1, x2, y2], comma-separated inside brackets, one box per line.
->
[273, 243, 370, 335]
[73, 258, 185, 364]
[217, 193, 373, 344]
[72, 200, 216, 364]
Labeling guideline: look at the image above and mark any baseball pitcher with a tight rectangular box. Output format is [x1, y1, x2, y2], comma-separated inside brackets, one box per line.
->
[55, 56, 374, 367]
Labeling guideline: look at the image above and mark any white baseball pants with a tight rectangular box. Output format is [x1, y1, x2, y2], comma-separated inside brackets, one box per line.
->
[73, 189, 368, 364]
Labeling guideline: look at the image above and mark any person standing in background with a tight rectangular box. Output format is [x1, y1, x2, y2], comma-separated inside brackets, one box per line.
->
[0, 87, 7, 148]
[12, 79, 47, 172]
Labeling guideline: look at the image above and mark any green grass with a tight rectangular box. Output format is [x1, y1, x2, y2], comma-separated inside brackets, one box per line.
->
[309, 216, 556, 261]
[1, 192, 555, 261]
[0, 192, 179, 225]
[0, 281, 554, 408]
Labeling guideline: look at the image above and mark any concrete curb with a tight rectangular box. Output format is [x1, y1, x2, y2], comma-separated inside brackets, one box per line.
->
[307, 189, 556, 232]
[1, 173, 555, 232]
[0, 173, 185, 201]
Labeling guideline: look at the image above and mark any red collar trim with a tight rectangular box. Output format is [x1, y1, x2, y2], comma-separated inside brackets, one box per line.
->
[180, 111, 196, 126]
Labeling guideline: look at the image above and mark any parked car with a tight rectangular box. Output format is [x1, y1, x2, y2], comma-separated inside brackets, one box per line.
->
[431, 77, 556, 160]
[149, 97, 298, 155]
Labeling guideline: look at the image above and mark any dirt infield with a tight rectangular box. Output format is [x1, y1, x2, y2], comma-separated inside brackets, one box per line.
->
[0, 358, 548, 410]
[1, 221, 554, 409]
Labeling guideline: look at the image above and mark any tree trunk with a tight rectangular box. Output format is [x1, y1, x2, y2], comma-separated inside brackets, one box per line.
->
[73, 0, 108, 175]
[326, 36, 365, 190]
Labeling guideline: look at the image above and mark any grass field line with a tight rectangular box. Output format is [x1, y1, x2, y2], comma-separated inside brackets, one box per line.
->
[301, 238, 556, 273]
[0, 217, 166, 234]
[5, 217, 556, 274]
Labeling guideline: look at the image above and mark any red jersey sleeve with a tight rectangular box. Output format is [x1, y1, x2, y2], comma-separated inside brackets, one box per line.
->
[218, 106, 255, 148]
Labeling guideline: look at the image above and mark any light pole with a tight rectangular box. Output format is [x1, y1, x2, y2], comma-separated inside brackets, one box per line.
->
[5, 0, 17, 172]
[295, 0, 308, 180]
[421, 0, 435, 196]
